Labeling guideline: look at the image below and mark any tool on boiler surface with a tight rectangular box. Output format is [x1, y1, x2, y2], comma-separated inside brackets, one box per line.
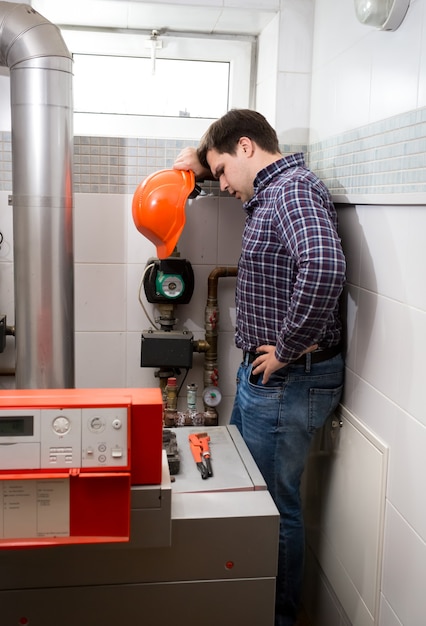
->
[197, 432, 213, 477]
[188, 432, 212, 479]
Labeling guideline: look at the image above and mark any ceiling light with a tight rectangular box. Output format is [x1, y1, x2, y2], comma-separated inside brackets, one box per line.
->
[354, 0, 411, 31]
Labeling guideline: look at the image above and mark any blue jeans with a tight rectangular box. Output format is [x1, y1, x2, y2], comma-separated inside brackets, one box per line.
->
[230, 352, 345, 626]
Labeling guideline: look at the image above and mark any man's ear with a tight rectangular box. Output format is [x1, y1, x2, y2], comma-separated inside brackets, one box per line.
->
[238, 136, 254, 156]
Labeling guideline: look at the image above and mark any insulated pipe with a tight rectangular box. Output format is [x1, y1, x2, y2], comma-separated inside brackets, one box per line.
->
[0, 2, 74, 388]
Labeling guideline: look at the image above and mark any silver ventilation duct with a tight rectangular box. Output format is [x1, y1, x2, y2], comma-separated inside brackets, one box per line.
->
[0, 2, 74, 388]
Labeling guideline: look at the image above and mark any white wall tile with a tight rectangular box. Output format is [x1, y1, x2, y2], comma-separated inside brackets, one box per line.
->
[217, 329, 240, 395]
[311, 0, 367, 71]
[382, 503, 426, 626]
[397, 307, 426, 425]
[387, 407, 426, 541]
[257, 13, 279, 79]
[311, 0, 424, 138]
[337, 205, 362, 286]
[357, 205, 398, 299]
[356, 205, 426, 310]
[369, 22, 422, 123]
[342, 283, 357, 374]
[175, 196, 219, 264]
[255, 70, 278, 126]
[334, 40, 372, 135]
[354, 290, 403, 404]
[75, 331, 126, 387]
[387, 206, 426, 312]
[275, 71, 311, 145]
[309, 62, 337, 143]
[379, 595, 403, 626]
[217, 196, 245, 264]
[278, 0, 314, 74]
[344, 374, 398, 457]
[75, 263, 127, 331]
[417, 0, 426, 106]
[74, 193, 127, 263]
[256, 10, 279, 126]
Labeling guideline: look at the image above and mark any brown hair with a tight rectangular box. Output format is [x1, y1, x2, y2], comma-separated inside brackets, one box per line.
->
[197, 109, 281, 169]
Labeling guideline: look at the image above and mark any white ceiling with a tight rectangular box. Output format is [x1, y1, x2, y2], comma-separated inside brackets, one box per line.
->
[31, 0, 278, 36]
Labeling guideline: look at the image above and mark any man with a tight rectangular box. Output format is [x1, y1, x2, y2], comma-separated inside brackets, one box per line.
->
[174, 109, 345, 626]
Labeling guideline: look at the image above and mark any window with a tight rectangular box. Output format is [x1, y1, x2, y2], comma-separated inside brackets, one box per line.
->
[61, 28, 254, 138]
[73, 55, 230, 119]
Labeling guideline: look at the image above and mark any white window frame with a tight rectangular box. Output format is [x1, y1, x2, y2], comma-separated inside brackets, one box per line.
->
[61, 28, 255, 138]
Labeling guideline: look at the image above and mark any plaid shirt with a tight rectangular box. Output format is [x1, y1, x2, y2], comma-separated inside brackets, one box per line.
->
[235, 153, 346, 363]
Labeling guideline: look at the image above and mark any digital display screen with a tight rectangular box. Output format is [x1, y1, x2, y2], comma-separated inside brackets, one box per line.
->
[0, 415, 34, 437]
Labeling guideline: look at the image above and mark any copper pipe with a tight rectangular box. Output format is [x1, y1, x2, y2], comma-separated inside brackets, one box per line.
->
[204, 266, 238, 418]
[207, 266, 238, 304]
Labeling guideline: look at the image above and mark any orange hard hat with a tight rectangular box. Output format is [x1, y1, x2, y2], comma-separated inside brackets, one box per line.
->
[132, 169, 195, 259]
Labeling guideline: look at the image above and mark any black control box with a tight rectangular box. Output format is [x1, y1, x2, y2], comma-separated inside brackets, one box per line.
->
[141, 330, 194, 368]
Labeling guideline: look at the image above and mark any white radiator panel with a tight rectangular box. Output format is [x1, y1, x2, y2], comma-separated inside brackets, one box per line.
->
[303, 406, 388, 626]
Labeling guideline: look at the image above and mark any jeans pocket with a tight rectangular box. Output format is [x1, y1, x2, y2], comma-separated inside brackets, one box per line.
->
[308, 384, 343, 434]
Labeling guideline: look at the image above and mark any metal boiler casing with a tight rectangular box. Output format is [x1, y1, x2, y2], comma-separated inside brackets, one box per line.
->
[0, 407, 279, 626]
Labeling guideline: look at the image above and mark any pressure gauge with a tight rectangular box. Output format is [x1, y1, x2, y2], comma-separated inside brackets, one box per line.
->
[202, 386, 222, 407]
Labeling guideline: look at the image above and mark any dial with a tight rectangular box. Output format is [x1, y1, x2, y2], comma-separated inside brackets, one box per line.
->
[202, 386, 222, 407]
[88, 416, 105, 433]
[52, 415, 71, 435]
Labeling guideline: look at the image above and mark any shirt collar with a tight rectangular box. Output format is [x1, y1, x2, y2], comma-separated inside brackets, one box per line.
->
[243, 152, 306, 213]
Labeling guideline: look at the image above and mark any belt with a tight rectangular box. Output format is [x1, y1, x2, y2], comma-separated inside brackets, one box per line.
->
[243, 344, 341, 366]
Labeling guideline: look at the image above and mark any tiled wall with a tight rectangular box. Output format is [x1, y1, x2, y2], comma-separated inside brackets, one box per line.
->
[309, 107, 426, 197]
[0, 131, 11, 191]
[74, 136, 194, 195]
[3, 107, 426, 197]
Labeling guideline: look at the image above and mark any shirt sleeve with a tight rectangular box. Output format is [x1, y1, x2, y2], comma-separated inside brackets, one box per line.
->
[273, 177, 346, 363]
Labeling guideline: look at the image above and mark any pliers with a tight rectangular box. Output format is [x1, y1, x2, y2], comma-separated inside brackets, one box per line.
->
[189, 432, 213, 479]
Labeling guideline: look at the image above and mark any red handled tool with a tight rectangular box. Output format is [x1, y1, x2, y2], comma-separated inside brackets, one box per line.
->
[189, 432, 213, 479]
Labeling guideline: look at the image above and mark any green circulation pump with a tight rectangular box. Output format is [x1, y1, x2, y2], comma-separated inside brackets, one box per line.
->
[144, 258, 194, 304]
[155, 271, 185, 299]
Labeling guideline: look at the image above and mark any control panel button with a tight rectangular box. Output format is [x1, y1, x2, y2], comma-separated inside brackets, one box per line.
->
[89, 416, 105, 433]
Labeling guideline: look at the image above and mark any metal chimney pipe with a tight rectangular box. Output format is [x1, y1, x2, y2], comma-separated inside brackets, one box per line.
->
[0, 2, 74, 388]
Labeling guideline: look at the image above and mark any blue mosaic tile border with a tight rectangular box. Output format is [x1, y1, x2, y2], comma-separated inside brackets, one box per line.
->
[308, 108, 426, 196]
[2, 106, 426, 199]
